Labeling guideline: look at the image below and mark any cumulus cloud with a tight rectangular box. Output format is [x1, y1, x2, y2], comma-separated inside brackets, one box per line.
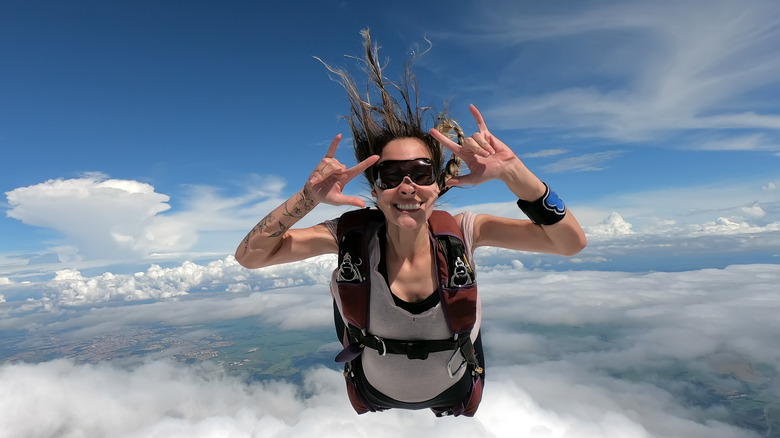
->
[585, 212, 634, 237]
[581, 179, 780, 231]
[3, 172, 362, 266]
[4, 173, 187, 259]
[10, 255, 333, 308]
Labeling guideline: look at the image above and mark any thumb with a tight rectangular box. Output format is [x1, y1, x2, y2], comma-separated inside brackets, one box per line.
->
[446, 173, 480, 187]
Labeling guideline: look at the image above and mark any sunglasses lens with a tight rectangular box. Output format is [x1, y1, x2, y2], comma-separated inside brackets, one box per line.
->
[375, 159, 435, 189]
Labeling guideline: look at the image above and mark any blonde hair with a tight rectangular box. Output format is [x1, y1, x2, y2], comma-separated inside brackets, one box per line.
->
[316, 29, 463, 195]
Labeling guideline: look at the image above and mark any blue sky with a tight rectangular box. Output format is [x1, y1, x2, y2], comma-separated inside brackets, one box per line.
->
[3, 2, 780, 435]
[2, 0, 780, 272]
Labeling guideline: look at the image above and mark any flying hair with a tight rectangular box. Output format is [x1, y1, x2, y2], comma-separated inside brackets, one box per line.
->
[315, 29, 463, 196]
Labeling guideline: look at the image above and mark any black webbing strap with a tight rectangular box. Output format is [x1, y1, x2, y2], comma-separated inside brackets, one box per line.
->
[341, 325, 481, 371]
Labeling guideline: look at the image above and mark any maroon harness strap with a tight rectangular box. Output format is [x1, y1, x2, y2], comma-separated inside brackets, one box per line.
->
[335, 208, 477, 335]
[428, 210, 478, 335]
[333, 208, 482, 416]
[334, 208, 383, 330]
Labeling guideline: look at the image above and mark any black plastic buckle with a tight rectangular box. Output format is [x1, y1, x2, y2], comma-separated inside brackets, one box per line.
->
[405, 342, 429, 360]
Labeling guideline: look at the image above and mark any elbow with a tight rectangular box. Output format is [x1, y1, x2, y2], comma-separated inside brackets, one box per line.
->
[234, 249, 252, 269]
[560, 232, 587, 256]
[550, 228, 587, 257]
[234, 247, 268, 270]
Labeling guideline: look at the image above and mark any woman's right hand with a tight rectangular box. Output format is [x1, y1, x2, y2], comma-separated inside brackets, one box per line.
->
[306, 134, 379, 208]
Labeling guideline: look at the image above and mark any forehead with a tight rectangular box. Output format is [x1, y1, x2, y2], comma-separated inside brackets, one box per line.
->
[379, 138, 431, 162]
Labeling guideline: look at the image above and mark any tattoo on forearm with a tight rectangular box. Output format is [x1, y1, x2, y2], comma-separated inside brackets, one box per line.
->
[283, 189, 316, 219]
[241, 189, 316, 255]
[242, 212, 274, 254]
[269, 222, 287, 238]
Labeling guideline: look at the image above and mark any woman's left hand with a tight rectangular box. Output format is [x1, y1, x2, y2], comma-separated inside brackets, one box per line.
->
[429, 104, 523, 188]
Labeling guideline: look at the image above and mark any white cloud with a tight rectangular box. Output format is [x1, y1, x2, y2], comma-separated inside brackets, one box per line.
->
[468, 0, 780, 142]
[522, 148, 568, 159]
[694, 134, 780, 152]
[581, 179, 780, 230]
[2, 262, 778, 437]
[18, 255, 334, 308]
[0, 359, 757, 438]
[541, 151, 624, 173]
[3, 173, 356, 264]
[586, 212, 634, 237]
[740, 202, 766, 218]
[5, 173, 182, 259]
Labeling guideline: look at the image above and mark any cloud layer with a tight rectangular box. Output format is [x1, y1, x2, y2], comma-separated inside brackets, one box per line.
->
[1, 259, 778, 437]
[0, 358, 761, 438]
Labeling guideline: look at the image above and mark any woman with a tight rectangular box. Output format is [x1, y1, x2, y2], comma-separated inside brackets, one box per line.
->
[235, 30, 586, 417]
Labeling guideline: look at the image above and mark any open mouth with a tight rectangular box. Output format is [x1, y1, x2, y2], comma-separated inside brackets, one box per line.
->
[395, 203, 422, 211]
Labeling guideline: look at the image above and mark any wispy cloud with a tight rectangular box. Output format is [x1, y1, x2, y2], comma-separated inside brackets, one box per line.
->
[461, 0, 780, 143]
[691, 133, 780, 151]
[521, 149, 568, 159]
[541, 150, 624, 173]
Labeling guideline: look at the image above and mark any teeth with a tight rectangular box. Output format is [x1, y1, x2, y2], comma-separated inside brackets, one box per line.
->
[396, 203, 421, 211]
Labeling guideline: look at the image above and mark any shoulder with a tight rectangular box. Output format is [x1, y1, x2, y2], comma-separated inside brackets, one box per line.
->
[450, 210, 476, 230]
[326, 208, 386, 239]
[322, 217, 338, 238]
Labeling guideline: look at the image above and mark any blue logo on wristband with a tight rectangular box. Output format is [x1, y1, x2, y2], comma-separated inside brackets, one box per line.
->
[544, 190, 566, 215]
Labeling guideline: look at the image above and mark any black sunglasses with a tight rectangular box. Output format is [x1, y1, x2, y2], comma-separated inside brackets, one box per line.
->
[373, 158, 436, 189]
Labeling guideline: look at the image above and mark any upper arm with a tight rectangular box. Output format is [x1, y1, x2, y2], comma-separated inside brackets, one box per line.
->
[471, 213, 586, 256]
[236, 223, 338, 269]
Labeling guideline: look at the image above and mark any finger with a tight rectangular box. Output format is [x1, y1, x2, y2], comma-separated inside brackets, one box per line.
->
[445, 172, 479, 187]
[464, 137, 491, 158]
[333, 193, 367, 208]
[475, 132, 496, 156]
[429, 128, 462, 154]
[324, 134, 342, 158]
[470, 104, 489, 134]
[309, 159, 346, 185]
[346, 154, 380, 180]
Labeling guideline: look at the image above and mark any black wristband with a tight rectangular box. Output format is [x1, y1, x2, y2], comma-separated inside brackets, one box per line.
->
[516, 183, 567, 225]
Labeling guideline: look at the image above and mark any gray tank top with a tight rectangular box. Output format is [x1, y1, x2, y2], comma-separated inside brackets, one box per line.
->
[326, 211, 482, 403]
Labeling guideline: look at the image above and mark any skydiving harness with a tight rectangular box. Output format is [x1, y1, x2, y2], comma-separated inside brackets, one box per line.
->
[333, 208, 483, 416]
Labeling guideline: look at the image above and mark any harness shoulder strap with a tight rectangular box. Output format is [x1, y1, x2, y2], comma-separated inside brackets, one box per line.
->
[429, 211, 478, 335]
[335, 208, 384, 330]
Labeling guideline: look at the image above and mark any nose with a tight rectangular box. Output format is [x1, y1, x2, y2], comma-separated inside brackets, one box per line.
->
[399, 176, 417, 195]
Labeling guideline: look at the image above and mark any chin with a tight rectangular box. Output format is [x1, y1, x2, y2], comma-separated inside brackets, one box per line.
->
[384, 205, 434, 229]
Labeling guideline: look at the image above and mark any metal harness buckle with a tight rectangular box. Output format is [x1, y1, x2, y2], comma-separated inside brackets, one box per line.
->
[447, 346, 467, 378]
[374, 336, 387, 356]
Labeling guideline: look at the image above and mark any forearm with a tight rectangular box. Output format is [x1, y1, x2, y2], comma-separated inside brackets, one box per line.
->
[500, 159, 587, 256]
[498, 158, 547, 201]
[235, 187, 318, 267]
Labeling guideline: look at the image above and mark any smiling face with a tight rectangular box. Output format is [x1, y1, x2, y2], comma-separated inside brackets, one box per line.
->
[372, 137, 440, 230]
